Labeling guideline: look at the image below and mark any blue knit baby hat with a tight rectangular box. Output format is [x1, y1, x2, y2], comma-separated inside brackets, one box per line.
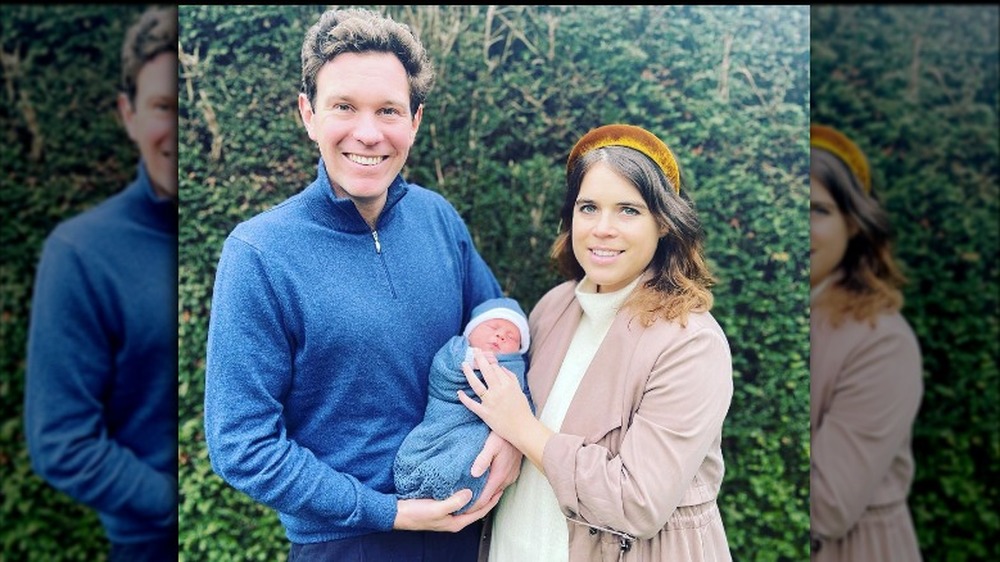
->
[463, 297, 530, 354]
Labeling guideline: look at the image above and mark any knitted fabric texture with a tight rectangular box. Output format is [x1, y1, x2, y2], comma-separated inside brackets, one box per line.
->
[462, 297, 531, 354]
[24, 162, 178, 543]
[394, 335, 528, 514]
[204, 159, 504, 542]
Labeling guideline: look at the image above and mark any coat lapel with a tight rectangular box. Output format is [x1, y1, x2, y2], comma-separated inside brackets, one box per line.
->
[527, 295, 581, 414]
[528, 287, 646, 436]
[561, 312, 641, 436]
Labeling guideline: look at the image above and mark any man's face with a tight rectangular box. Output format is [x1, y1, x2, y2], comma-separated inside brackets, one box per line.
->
[119, 51, 178, 201]
[298, 51, 421, 225]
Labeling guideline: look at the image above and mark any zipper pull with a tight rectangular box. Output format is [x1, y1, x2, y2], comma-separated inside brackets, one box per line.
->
[372, 230, 382, 253]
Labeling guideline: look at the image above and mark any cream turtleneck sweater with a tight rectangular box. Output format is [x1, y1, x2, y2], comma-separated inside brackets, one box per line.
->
[488, 275, 643, 562]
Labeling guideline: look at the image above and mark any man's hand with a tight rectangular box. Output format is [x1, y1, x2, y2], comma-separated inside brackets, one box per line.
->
[393, 488, 500, 532]
[464, 431, 523, 513]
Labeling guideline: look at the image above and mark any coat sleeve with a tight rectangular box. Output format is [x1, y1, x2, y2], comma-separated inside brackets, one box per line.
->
[203, 235, 396, 531]
[542, 322, 733, 539]
[810, 317, 923, 539]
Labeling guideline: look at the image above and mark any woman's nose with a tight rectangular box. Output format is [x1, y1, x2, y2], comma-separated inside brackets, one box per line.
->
[594, 212, 617, 236]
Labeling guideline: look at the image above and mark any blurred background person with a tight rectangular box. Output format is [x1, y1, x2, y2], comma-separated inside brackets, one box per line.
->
[812, 6, 998, 559]
[809, 124, 923, 561]
[21, 6, 178, 562]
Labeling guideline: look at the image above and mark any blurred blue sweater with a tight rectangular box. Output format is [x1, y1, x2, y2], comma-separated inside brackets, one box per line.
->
[24, 162, 178, 544]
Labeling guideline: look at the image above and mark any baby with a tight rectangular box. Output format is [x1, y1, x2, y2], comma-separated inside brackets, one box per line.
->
[394, 297, 531, 514]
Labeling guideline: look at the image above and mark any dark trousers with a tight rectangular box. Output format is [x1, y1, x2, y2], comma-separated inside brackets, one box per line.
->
[108, 534, 178, 562]
[288, 522, 483, 562]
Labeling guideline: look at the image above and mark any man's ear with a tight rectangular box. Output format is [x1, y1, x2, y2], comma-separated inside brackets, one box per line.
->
[117, 92, 138, 143]
[299, 93, 318, 142]
[410, 103, 423, 140]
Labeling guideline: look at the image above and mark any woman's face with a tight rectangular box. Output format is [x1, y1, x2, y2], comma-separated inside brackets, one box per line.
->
[572, 163, 661, 293]
[810, 176, 853, 287]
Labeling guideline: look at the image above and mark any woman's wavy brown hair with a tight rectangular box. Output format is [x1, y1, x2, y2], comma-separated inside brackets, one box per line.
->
[811, 148, 906, 325]
[551, 145, 715, 327]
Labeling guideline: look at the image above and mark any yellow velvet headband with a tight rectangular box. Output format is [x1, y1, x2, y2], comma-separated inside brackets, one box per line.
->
[810, 124, 871, 194]
[567, 124, 681, 194]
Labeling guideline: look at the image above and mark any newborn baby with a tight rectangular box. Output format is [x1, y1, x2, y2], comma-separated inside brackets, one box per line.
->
[394, 297, 531, 514]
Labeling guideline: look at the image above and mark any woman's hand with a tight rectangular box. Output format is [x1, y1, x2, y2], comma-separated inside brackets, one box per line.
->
[458, 349, 533, 443]
[393, 488, 500, 532]
[458, 348, 553, 471]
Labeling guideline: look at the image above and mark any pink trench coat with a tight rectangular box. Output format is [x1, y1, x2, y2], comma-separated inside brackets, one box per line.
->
[810, 306, 923, 561]
[479, 279, 734, 562]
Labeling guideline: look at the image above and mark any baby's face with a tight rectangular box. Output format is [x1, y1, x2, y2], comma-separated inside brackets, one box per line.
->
[468, 318, 521, 354]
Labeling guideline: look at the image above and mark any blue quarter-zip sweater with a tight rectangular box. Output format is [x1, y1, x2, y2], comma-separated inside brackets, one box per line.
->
[204, 159, 502, 543]
[24, 162, 178, 544]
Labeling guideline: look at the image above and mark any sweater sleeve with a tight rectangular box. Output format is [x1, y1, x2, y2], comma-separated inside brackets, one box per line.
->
[542, 323, 733, 539]
[810, 317, 923, 539]
[24, 233, 176, 524]
[451, 209, 502, 322]
[204, 235, 396, 532]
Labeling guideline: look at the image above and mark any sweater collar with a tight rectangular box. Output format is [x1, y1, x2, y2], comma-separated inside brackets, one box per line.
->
[127, 160, 177, 234]
[574, 274, 643, 324]
[810, 270, 842, 304]
[309, 157, 409, 233]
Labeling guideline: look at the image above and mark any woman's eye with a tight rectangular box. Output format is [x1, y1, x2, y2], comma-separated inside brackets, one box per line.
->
[622, 207, 640, 216]
[578, 203, 596, 214]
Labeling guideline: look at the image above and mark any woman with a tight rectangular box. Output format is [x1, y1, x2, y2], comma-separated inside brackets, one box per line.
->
[459, 124, 734, 561]
[809, 125, 923, 560]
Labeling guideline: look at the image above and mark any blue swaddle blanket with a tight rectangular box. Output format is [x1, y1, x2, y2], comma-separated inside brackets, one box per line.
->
[394, 335, 528, 514]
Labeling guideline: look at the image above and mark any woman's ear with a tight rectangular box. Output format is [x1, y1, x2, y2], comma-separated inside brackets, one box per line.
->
[846, 217, 861, 238]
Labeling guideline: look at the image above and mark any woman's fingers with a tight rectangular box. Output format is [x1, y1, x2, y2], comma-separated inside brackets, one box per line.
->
[473, 348, 502, 388]
[461, 360, 488, 397]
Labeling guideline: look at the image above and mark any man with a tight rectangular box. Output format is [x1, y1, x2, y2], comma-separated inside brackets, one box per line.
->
[24, 6, 179, 562]
[203, 7, 521, 561]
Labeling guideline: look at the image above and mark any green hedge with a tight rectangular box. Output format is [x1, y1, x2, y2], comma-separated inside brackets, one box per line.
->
[176, 6, 810, 561]
[4, 5, 816, 561]
[811, 6, 999, 560]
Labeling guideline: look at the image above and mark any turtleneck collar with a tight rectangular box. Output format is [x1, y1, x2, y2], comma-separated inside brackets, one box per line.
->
[574, 274, 644, 325]
[130, 160, 177, 234]
[810, 270, 843, 304]
[308, 157, 409, 233]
